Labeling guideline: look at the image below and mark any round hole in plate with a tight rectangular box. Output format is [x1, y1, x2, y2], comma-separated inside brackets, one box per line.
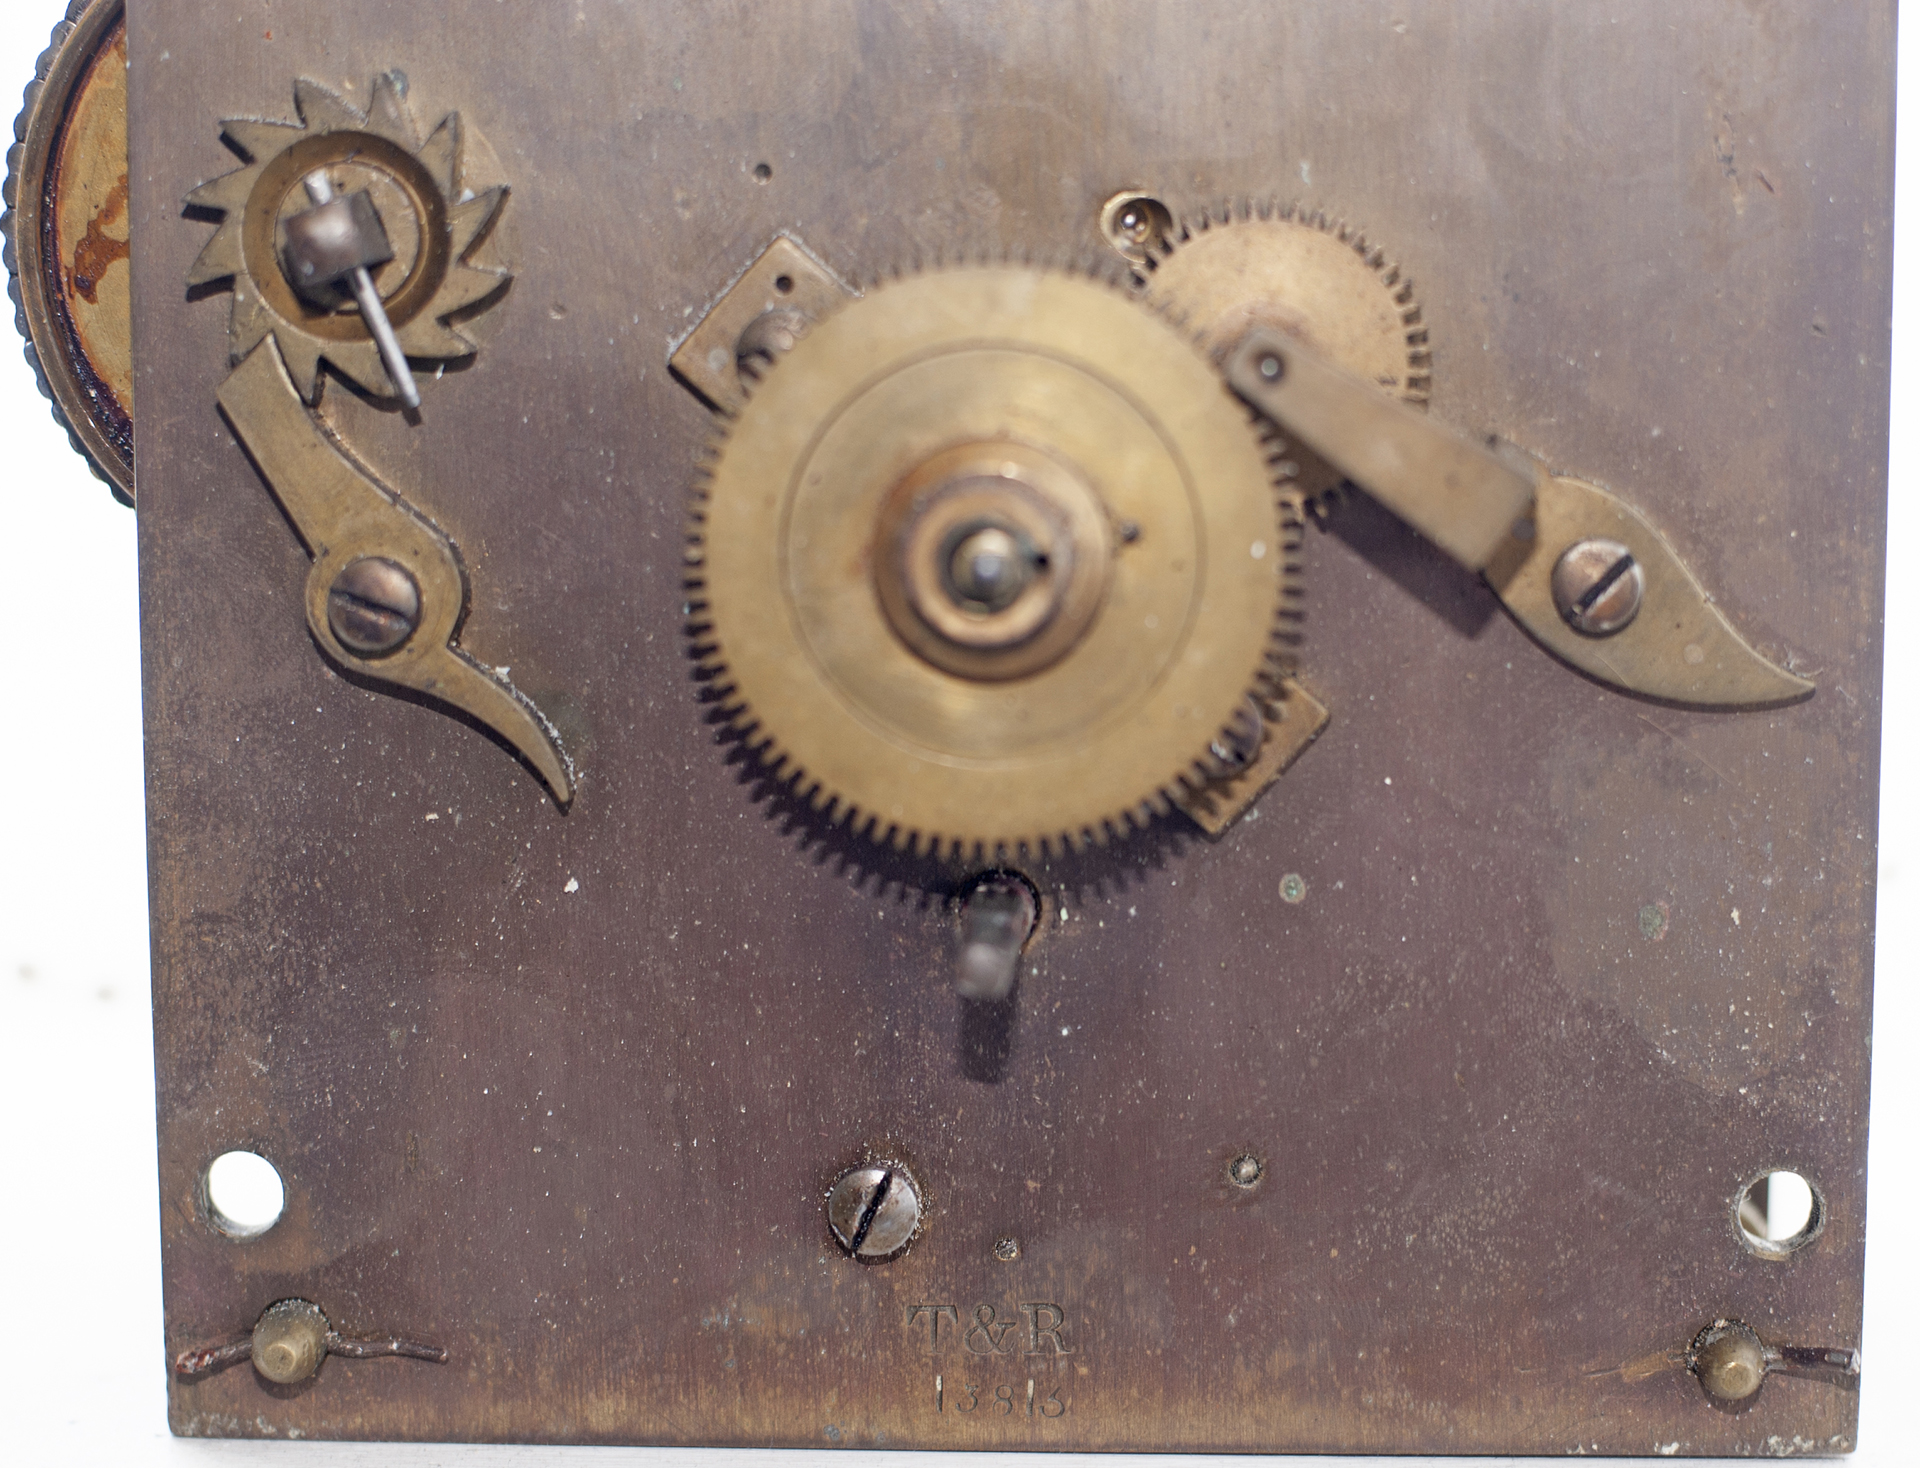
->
[1735, 1168, 1821, 1256]
[773, 274, 794, 295]
[752, 162, 773, 183]
[204, 1150, 286, 1238]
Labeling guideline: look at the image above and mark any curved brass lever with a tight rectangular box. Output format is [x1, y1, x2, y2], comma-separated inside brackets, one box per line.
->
[1484, 474, 1814, 707]
[218, 339, 574, 804]
[1226, 326, 1811, 708]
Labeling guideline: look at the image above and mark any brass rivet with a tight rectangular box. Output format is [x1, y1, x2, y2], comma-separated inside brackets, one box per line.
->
[250, 1299, 330, 1385]
[1691, 1320, 1767, 1403]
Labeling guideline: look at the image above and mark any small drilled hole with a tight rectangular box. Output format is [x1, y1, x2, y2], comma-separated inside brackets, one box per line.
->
[774, 274, 794, 295]
[752, 162, 772, 183]
[1736, 1169, 1821, 1256]
[204, 1150, 286, 1238]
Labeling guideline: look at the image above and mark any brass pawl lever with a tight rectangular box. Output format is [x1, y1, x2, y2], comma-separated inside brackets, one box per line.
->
[1226, 326, 1813, 708]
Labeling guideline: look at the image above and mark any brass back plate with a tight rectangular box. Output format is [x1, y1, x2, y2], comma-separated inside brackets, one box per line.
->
[132, 1, 1889, 1452]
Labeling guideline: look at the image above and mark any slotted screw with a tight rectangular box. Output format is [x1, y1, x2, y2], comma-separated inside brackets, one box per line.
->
[1551, 537, 1644, 636]
[826, 1164, 922, 1259]
[327, 556, 421, 656]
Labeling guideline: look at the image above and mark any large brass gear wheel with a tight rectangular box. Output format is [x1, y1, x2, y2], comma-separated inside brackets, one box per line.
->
[689, 264, 1295, 856]
[1141, 202, 1431, 503]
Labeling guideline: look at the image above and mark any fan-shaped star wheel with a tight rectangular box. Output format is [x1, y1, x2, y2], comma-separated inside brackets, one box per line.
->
[185, 73, 509, 402]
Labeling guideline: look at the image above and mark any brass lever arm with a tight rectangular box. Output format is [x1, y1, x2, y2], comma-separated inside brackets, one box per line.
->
[218, 339, 574, 804]
[1226, 326, 1811, 708]
[1225, 327, 1535, 572]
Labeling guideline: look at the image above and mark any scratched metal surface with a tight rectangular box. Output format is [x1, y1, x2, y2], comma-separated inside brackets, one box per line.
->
[128, 0, 1890, 1453]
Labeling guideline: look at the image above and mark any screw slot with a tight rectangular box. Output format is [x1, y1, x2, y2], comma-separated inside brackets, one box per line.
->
[826, 1163, 923, 1260]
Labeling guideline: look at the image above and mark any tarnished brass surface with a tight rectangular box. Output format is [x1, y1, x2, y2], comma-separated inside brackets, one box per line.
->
[217, 340, 573, 804]
[5, 0, 132, 499]
[131, 0, 1887, 1454]
[1487, 473, 1817, 707]
[692, 265, 1290, 853]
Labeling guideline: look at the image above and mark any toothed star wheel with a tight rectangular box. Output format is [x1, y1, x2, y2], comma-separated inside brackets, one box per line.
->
[1140, 203, 1431, 502]
[184, 73, 509, 402]
[689, 264, 1296, 857]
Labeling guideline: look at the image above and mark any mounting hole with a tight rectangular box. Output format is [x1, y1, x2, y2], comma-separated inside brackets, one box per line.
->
[773, 274, 795, 295]
[752, 162, 773, 183]
[1736, 1169, 1822, 1257]
[1098, 190, 1173, 260]
[204, 1150, 286, 1238]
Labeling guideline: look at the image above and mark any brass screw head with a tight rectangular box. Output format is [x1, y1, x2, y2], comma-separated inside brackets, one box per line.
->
[826, 1163, 922, 1260]
[327, 556, 421, 656]
[251, 1299, 330, 1384]
[1691, 1319, 1767, 1403]
[1550, 537, 1644, 636]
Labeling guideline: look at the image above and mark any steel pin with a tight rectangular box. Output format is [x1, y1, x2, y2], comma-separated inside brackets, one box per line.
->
[303, 170, 421, 410]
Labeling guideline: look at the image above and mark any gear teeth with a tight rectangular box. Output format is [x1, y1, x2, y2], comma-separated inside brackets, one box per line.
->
[6, 0, 135, 502]
[1142, 191, 1433, 558]
[687, 260, 1295, 856]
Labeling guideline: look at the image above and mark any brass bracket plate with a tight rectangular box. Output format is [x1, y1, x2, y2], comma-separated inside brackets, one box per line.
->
[1174, 678, 1331, 838]
[669, 233, 856, 412]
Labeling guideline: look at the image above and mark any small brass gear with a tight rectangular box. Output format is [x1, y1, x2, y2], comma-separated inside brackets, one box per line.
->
[184, 73, 509, 402]
[1141, 201, 1431, 505]
[688, 263, 1298, 857]
[5, 0, 134, 501]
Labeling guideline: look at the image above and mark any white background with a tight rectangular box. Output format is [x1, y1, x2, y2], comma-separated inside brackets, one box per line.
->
[1, 4, 1911, 1464]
